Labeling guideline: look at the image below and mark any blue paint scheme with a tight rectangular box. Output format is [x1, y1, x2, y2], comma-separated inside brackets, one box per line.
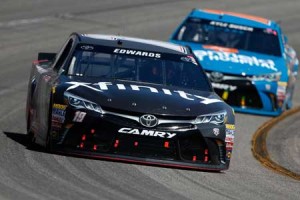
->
[169, 9, 299, 116]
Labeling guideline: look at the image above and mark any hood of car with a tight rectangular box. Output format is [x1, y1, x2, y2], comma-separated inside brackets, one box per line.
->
[61, 78, 228, 117]
[171, 41, 286, 76]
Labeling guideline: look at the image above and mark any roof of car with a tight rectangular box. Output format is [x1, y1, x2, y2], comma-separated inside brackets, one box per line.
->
[189, 9, 279, 29]
[75, 33, 190, 55]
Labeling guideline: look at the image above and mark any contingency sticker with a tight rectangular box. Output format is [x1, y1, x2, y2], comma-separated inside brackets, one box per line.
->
[181, 55, 198, 65]
[225, 124, 235, 160]
[52, 104, 67, 129]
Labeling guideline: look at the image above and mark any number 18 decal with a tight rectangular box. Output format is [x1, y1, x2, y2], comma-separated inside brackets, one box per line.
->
[73, 111, 86, 122]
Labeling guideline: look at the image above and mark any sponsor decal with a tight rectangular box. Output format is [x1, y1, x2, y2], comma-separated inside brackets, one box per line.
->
[213, 128, 220, 136]
[81, 45, 94, 50]
[114, 48, 161, 58]
[226, 142, 234, 149]
[225, 124, 235, 144]
[118, 128, 176, 139]
[52, 104, 67, 128]
[226, 129, 235, 136]
[264, 28, 277, 36]
[203, 45, 238, 53]
[181, 55, 198, 65]
[226, 150, 232, 159]
[52, 108, 66, 116]
[225, 135, 234, 143]
[210, 21, 254, 32]
[276, 84, 286, 102]
[53, 104, 67, 110]
[52, 115, 65, 123]
[225, 124, 235, 130]
[65, 82, 222, 105]
[52, 86, 56, 94]
[73, 111, 86, 122]
[212, 82, 237, 91]
[194, 50, 277, 71]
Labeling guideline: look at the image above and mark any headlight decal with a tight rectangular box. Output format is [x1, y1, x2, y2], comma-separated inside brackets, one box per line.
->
[249, 72, 281, 82]
[193, 110, 227, 125]
[64, 91, 104, 113]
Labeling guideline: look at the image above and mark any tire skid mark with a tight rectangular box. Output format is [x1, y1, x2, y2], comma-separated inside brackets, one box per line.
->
[53, 156, 124, 200]
[23, 150, 99, 199]
[0, 169, 42, 200]
[251, 106, 300, 181]
[134, 166, 219, 200]
[85, 163, 155, 200]
[0, 17, 51, 28]
[87, 161, 186, 199]
[0, 147, 53, 200]
[0, 81, 27, 96]
[0, 0, 189, 29]
[175, 171, 240, 200]
[0, 104, 24, 122]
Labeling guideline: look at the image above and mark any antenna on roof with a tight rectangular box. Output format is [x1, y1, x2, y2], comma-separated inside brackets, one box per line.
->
[117, 39, 123, 45]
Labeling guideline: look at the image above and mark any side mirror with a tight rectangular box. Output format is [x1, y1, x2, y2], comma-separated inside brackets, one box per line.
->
[38, 52, 56, 61]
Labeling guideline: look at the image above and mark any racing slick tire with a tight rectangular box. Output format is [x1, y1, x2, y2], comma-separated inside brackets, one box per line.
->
[26, 112, 36, 148]
[45, 94, 53, 152]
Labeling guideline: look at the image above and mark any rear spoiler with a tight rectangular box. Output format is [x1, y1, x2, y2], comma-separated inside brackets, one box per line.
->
[38, 52, 56, 62]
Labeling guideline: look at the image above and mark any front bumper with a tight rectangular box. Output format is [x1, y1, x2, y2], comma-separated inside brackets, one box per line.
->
[50, 109, 232, 171]
[207, 71, 284, 116]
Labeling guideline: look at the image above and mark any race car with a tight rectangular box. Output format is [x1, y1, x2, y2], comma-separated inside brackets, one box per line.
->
[170, 9, 299, 116]
[26, 33, 235, 171]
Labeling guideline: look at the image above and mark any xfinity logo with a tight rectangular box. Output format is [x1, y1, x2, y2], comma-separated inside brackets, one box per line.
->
[140, 114, 158, 128]
[118, 128, 176, 138]
[65, 82, 222, 105]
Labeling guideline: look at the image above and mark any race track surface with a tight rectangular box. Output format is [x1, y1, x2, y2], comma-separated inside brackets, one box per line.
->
[267, 110, 300, 175]
[0, 0, 300, 199]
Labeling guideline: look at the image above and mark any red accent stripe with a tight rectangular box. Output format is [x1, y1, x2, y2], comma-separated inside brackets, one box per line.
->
[65, 152, 224, 171]
[33, 59, 49, 65]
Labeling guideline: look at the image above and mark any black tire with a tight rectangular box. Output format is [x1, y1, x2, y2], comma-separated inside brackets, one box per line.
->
[45, 95, 53, 152]
[26, 112, 36, 148]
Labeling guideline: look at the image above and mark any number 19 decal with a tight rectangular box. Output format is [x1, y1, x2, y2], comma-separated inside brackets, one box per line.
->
[73, 111, 86, 122]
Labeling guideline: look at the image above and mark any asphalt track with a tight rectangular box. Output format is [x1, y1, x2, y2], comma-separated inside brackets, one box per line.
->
[0, 0, 299, 199]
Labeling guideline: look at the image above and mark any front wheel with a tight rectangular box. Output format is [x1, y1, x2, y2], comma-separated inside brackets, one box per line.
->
[26, 112, 36, 148]
[45, 95, 53, 152]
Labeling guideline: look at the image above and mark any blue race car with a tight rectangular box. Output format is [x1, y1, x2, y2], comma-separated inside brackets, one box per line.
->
[170, 9, 299, 116]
